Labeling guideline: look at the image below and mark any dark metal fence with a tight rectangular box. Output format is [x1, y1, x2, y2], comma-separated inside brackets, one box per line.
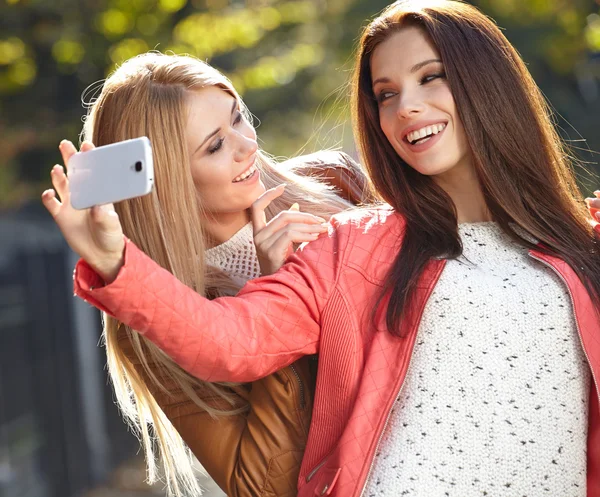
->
[0, 210, 136, 497]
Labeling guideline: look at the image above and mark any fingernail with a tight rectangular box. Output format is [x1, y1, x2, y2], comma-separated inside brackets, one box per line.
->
[595, 190, 600, 196]
[316, 217, 326, 223]
[596, 212, 600, 221]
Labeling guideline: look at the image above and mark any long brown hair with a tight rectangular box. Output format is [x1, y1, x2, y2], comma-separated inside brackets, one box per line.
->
[82, 52, 355, 496]
[351, 0, 599, 335]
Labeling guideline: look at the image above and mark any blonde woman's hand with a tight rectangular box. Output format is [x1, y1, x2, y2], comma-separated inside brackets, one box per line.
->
[41, 140, 126, 283]
[586, 191, 600, 237]
[251, 184, 329, 275]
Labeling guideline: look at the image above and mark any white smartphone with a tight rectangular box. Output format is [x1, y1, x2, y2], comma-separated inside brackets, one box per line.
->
[68, 136, 154, 210]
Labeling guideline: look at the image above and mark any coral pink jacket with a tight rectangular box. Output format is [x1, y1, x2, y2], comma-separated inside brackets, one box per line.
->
[74, 208, 600, 497]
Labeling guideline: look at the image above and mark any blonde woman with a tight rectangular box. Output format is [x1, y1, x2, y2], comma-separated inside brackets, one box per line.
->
[55, 53, 366, 497]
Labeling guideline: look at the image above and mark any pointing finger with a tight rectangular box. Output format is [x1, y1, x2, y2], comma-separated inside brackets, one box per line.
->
[251, 184, 286, 233]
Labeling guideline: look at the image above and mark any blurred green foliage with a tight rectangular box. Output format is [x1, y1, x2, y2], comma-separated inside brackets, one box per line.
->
[0, 0, 599, 208]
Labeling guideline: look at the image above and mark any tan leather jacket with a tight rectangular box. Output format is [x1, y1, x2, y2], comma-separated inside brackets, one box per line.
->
[117, 151, 367, 497]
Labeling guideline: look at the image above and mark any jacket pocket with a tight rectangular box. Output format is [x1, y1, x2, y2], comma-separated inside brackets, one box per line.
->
[312, 467, 341, 496]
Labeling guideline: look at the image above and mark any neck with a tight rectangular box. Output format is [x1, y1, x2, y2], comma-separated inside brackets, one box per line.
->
[433, 160, 492, 224]
[203, 209, 251, 248]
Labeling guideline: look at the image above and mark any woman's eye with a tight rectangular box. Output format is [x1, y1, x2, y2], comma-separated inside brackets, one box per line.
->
[421, 72, 446, 84]
[233, 111, 243, 125]
[377, 91, 396, 103]
[208, 138, 224, 154]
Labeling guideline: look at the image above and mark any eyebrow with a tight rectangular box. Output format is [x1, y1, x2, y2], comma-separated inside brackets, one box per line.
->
[371, 58, 443, 87]
[193, 99, 238, 155]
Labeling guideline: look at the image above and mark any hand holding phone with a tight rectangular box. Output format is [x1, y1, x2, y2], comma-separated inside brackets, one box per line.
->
[42, 140, 127, 283]
[68, 136, 154, 210]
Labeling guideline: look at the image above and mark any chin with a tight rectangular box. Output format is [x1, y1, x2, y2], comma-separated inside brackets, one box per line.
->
[407, 160, 457, 177]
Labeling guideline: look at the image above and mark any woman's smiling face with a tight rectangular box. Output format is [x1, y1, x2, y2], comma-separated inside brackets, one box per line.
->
[186, 86, 265, 216]
[371, 25, 473, 181]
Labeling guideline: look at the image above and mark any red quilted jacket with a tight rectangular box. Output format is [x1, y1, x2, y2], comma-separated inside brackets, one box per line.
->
[74, 207, 600, 497]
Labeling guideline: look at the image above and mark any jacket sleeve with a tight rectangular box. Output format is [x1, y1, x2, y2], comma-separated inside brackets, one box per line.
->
[118, 330, 310, 497]
[74, 224, 345, 383]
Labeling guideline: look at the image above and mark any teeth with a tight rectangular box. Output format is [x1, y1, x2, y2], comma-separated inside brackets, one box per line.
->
[233, 164, 256, 183]
[407, 123, 446, 144]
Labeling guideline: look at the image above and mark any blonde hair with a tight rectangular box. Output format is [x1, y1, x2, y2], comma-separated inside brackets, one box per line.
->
[81, 52, 355, 496]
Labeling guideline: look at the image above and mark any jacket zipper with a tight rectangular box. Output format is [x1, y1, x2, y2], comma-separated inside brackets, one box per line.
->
[355, 264, 447, 497]
[357, 335, 419, 497]
[289, 364, 306, 409]
[306, 456, 329, 482]
[528, 253, 600, 401]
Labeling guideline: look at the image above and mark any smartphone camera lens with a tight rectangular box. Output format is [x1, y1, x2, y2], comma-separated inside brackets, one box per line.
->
[135, 161, 143, 172]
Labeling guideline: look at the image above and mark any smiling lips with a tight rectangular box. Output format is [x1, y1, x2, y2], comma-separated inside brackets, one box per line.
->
[405, 122, 447, 145]
[232, 163, 257, 183]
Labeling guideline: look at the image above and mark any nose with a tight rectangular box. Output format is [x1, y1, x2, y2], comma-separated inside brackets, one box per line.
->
[233, 131, 258, 163]
[395, 90, 425, 119]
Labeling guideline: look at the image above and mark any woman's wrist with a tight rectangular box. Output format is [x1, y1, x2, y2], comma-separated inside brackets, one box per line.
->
[93, 243, 126, 285]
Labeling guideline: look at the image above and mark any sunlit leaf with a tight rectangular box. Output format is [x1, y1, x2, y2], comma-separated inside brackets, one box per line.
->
[8, 58, 36, 86]
[109, 38, 150, 64]
[158, 0, 187, 14]
[290, 44, 324, 68]
[97, 9, 134, 37]
[0, 38, 25, 65]
[52, 40, 85, 65]
[586, 14, 600, 52]
[259, 7, 282, 31]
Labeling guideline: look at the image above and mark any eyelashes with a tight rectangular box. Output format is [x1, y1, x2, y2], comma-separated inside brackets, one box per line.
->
[375, 72, 447, 103]
[208, 138, 224, 154]
[208, 111, 244, 154]
[420, 72, 446, 84]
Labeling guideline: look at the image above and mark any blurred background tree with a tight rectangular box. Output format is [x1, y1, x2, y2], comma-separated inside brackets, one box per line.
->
[0, 0, 599, 209]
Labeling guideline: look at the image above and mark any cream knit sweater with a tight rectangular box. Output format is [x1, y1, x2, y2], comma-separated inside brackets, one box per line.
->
[205, 222, 260, 293]
[364, 223, 590, 497]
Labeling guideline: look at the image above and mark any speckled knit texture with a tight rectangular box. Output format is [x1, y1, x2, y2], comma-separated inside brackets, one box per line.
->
[205, 222, 260, 292]
[364, 222, 590, 497]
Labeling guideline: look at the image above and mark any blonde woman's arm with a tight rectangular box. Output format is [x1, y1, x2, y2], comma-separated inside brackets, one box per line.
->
[43, 140, 334, 382]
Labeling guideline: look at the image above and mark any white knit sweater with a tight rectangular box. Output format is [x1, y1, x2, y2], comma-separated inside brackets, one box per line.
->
[364, 222, 590, 497]
[205, 222, 260, 293]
